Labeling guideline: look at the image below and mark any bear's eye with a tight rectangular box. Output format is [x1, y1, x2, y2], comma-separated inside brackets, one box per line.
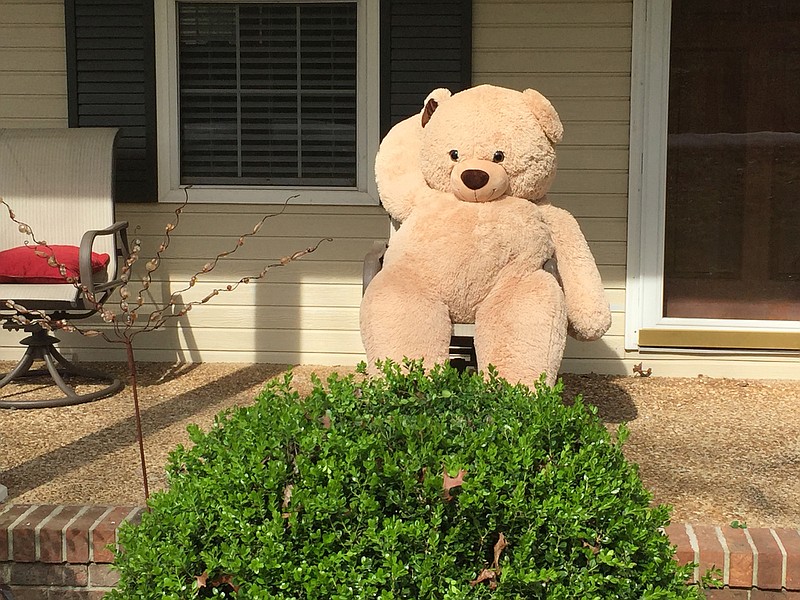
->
[492, 150, 505, 163]
[449, 149, 459, 161]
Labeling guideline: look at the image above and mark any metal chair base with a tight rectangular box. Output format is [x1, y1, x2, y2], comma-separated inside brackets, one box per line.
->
[0, 325, 122, 409]
[449, 335, 478, 372]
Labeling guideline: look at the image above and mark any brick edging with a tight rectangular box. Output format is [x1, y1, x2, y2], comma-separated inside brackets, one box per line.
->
[0, 504, 144, 598]
[665, 523, 800, 592]
[0, 505, 143, 565]
[1, 505, 799, 597]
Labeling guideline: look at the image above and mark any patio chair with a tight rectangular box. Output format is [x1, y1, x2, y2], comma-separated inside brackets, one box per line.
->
[0, 128, 130, 409]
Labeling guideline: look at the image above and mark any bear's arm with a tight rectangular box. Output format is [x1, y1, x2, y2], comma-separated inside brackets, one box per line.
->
[374, 114, 434, 222]
[538, 203, 612, 341]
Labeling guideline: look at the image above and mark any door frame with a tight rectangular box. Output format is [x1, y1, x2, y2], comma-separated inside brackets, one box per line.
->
[624, 0, 800, 352]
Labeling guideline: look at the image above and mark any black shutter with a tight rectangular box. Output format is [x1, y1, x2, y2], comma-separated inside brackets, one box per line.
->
[65, 0, 157, 203]
[379, 0, 472, 138]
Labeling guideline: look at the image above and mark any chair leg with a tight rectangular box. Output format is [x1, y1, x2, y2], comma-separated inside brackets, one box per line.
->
[0, 351, 36, 388]
[0, 326, 123, 409]
[449, 335, 478, 372]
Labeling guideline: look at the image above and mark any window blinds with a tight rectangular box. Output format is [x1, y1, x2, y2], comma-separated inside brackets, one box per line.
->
[177, 2, 358, 186]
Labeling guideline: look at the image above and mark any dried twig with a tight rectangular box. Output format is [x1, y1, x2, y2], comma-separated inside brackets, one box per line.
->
[0, 193, 331, 501]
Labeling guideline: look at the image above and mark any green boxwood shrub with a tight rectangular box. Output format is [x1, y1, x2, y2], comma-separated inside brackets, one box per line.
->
[109, 361, 699, 599]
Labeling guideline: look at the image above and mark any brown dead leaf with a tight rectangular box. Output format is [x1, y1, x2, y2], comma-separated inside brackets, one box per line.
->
[207, 574, 240, 593]
[582, 540, 600, 555]
[443, 467, 467, 501]
[582, 534, 601, 555]
[493, 532, 508, 568]
[470, 533, 508, 589]
[196, 570, 239, 592]
[282, 483, 294, 508]
[195, 571, 209, 588]
[470, 569, 498, 590]
[633, 362, 652, 377]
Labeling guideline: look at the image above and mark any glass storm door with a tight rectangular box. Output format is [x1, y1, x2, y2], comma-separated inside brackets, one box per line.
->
[663, 0, 800, 321]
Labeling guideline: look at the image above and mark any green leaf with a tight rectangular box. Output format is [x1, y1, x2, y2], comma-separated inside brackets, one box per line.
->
[110, 362, 701, 599]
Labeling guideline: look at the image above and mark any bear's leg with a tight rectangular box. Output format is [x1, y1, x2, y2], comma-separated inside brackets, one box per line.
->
[473, 270, 567, 387]
[360, 269, 452, 373]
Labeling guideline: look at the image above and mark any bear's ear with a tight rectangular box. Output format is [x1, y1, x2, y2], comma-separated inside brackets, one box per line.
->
[523, 89, 563, 144]
[421, 88, 452, 128]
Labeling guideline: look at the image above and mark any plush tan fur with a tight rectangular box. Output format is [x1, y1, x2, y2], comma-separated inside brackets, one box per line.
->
[361, 84, 611, 386]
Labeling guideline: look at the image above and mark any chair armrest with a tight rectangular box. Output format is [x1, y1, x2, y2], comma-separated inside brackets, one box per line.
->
[362, 240, 388, 295]
[543, 256, 562, 287]
[78, 221, 130, 297]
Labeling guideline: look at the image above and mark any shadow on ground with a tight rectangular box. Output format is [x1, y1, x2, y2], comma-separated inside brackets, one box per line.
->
[0, 363, 289, 500]
[560, 372, 638, 424]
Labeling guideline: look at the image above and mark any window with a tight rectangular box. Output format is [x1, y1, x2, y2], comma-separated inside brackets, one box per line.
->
[626, 0, 800, 350]
[178, 2, 357, 186]
[155, 0, 379, 203]
[67, 0, 470, 203]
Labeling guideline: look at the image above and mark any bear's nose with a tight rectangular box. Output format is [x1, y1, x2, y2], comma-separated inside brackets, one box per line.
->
[460, 169, 490, 190]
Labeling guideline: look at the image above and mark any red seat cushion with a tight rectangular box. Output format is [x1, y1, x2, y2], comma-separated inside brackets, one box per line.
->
[0, 245, 110, 284]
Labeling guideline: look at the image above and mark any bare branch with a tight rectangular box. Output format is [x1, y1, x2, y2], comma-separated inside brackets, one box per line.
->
[2, 192, 331, 502]
[158, 193, 300, 308]
[1, 193, 330, 344]
[129, 188, 192, 327]
[137, 236, 331, 336]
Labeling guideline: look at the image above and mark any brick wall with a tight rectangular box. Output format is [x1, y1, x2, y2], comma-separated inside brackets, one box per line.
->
[0, 505, 143, 599]
[0, 504, 799, 598]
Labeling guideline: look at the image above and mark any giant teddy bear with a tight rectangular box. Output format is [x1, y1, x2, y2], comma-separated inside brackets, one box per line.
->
[360, 84, 611, 386]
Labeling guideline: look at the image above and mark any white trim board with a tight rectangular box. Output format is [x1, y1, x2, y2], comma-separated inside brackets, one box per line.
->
[153, 0, 381, 206]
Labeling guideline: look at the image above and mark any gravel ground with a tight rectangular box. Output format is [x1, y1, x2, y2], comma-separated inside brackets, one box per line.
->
[1, 361, 799, 528]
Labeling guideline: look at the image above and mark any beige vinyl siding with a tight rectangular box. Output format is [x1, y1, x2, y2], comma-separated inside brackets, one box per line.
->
[0, 0, 67, 127]
[474, 0, 632, 373]
[49, 202, 390, 365]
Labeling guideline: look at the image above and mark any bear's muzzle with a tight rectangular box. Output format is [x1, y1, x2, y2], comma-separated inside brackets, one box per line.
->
[451, 158, 510, 203]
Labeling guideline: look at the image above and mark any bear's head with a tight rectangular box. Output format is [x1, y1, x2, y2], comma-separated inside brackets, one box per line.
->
[419, 84, 563, 203]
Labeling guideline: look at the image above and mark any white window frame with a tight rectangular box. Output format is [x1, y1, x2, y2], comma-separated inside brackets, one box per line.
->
[154, 0, 380, 205]
[624, 0, 800, 351]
